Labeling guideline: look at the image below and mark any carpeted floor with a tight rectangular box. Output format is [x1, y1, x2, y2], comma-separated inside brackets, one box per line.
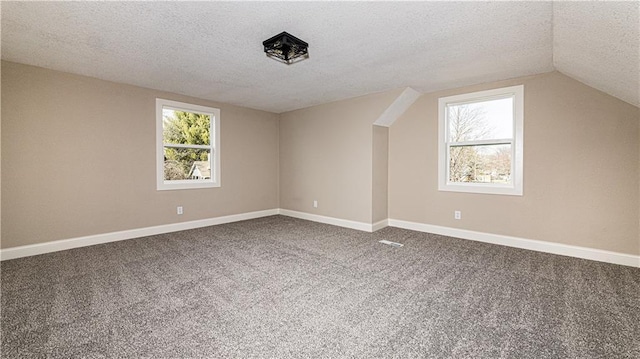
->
[1, 215, 639, 358]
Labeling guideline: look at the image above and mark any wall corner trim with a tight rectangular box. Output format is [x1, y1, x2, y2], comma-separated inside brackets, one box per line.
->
[0, 209, 280, 261]
[388, 219, 640, 268]
[372, 219, 389, 232]
[373, 87, 422, 127]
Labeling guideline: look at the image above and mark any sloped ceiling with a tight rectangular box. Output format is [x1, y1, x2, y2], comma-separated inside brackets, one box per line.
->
[1, 1, 638, 113]
[554, 1, 639, 108]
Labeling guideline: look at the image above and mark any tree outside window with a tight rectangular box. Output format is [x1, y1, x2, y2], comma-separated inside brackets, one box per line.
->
[163, 110, 211, 180]
[156, 99, 220, 190]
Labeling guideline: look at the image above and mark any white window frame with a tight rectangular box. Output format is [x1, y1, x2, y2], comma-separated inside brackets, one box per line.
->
[156, 98, 221, 191]
[438, 85, 523, 196]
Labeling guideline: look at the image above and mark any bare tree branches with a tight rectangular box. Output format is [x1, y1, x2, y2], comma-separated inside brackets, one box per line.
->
[447, 104, 510, 183]
[448, 105, 490, 142]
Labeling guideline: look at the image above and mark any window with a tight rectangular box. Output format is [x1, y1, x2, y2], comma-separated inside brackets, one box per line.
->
[156, 99, 220, 190]
[438, 85, 523, 195]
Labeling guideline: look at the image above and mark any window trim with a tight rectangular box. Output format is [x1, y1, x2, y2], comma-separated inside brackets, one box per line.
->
[437, 85, 524, 196]
[156, 98, 221, 191]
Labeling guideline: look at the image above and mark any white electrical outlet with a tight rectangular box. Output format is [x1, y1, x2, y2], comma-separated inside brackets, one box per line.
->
[313, 200, 318, 208]
[177, 206, 183, 215]
[454, 210, 461, 220]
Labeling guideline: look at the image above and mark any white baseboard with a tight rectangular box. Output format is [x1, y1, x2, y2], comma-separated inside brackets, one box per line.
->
[3, 210, 637, 268]
[278, 210, 388, 232]
[278, 209, 374, 232]
[0, 209, 279, 261]
[388, 219, 640, 268]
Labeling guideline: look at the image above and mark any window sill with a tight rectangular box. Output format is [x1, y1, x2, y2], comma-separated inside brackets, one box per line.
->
[157, 181, 220, 191]
[438, 183, 522, 196]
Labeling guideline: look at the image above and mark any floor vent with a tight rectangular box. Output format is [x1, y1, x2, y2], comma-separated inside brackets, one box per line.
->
[379, 239, 404, 248]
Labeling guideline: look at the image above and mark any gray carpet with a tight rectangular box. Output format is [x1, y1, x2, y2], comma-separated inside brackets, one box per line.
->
[1, 215, 639, 358]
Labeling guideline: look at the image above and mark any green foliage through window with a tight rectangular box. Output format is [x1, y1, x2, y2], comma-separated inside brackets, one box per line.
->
[163, 109, 212, 180]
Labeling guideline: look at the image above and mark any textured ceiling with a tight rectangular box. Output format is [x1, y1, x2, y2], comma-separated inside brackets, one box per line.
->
[554, 1, 639, 108]
[1, 2, 637, 113]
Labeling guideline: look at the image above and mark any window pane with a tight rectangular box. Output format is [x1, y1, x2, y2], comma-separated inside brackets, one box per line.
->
[163, 147, 211, 181]
[447, 97, 513, 142]
[162, 108, 211, 146]
[449, 144, 511, 184]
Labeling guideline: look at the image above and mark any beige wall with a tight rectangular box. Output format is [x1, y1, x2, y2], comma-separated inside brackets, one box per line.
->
[279, 90, 400, 224]
[3, 62, 638, 257]
[0, 62, 2, 246]
[389, 71, 640, 255]
[1, 61, 279, 249]
[372, 125, 388, 223]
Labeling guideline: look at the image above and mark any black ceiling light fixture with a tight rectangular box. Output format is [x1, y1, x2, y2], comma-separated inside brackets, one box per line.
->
[263, 31, 309, 65]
